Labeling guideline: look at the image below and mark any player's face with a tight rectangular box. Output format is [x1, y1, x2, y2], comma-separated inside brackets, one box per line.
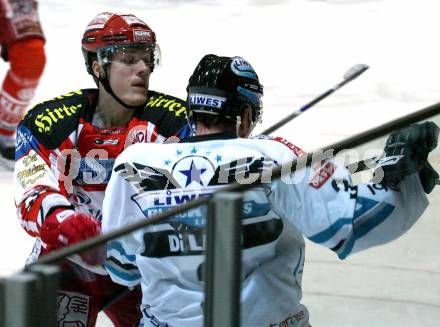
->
[108, 54, 151, 106]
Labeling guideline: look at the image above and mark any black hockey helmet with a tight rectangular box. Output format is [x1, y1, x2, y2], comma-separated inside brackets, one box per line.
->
[187, 54, 263, 125]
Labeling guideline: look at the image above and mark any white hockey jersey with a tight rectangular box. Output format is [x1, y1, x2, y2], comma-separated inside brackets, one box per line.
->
[102, 133, 428, 327]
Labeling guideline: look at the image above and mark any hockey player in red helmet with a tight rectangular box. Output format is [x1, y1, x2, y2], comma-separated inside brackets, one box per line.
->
[81, 12, 161, 110]
[14, 12, 191, 326]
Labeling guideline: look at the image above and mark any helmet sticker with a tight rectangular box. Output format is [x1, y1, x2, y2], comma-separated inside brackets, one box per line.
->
[189, 93, 227, 109]
[85, 12, 113, 31]
[133, 29, 152, 42]
[231, 57, 257, 79]
[121, 15, 148, 26]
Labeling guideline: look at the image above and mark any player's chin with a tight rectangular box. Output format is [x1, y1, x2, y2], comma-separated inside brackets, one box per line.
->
[124, 90, 148, 106]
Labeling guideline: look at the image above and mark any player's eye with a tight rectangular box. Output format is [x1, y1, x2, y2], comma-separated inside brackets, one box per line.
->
[119, 54, 138, 65]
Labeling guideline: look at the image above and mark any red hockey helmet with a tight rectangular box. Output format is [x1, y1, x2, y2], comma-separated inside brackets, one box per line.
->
[81, 12, 160, 74]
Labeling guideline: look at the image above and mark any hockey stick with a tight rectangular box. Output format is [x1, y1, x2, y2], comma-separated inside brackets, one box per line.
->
[260, 63, 369, 135]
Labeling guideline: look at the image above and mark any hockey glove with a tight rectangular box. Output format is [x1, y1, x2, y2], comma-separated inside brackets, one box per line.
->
[40, 208, 103, 264]
[379, 121, 439, 193]
[418, 161, 439, 194]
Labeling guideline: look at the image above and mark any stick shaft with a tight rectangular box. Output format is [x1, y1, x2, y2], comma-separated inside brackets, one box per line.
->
[261, 64, 368, 135]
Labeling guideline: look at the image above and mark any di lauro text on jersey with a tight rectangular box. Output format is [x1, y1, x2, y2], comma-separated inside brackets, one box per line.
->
[137, 187, 281, 258]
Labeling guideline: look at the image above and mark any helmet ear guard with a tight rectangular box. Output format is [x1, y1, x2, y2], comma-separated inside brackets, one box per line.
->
[82, 48, 97, 76]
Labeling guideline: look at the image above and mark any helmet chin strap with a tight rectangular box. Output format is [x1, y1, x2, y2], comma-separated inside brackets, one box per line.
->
[98, 65, 147, 110]
[235, 115, 242, 138]
[185, 113, 197, 135]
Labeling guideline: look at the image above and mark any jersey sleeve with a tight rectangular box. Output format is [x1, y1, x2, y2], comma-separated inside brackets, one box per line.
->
[102, 146, 146, 286]
[13, 90, 86, 238]
[268, 138, 429, 259]
[141, 91, 192, 141]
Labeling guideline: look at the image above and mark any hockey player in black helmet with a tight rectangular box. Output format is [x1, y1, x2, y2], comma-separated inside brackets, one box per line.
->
[102, 53, 435, 327]
[186, 54, 263, 137]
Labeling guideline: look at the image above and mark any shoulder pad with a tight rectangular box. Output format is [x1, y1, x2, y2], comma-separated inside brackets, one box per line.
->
[20, 89, 94, 149]
[137, 90, 188, 137]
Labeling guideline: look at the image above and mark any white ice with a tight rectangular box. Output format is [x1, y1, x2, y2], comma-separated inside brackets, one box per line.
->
[1, 0, 439, 326]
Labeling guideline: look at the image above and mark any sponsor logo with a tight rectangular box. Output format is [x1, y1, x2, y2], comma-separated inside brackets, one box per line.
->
[140, 215, 283, 258]
[133, 29, 152, 42]
[272, 137, 306, 157]
[121, 15, 147, 26]
[152, 192, 211, 207]
[16, 128, 33, 153]
[16, 150, 46, 189]
[309, 161, 336, 189]
[94, 138, 119, 145]
[231, 57, 257, 79]
[269, 309, 306, 327]
[16, 161, 46, 187]
[100, 128, 123, 135]
[132, 189, 211, 223]
[51, 90, 83, 101]
[131, 129, 155, 144]
[172, 155, 216, 188]
[56, 210, 74, 223]
[86, 12, 112, 31]
[188, 93, 226, 109]
[34, 104, 82, 134]
[168, 232, 206, 253]
[22, 153, 38, 166]
[75, 158, 115, 185]
[146, 94, 187, 117]
[377, 155, 403, 166]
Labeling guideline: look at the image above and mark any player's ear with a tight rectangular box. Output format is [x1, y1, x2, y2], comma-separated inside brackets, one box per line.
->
[239, 105, 253, 138]
[91, 61, 104, 79]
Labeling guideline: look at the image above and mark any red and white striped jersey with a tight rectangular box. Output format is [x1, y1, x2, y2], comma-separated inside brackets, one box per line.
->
[14, 88, 191, 272]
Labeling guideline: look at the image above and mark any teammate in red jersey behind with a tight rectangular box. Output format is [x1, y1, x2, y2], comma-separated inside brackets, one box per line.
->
[14, 12, 191, 326]
[0, 0, 46, 169]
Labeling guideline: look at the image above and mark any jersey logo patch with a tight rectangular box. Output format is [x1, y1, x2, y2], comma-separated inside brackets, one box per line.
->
[309, 161, 336, 189]
[272, 136, 305, 157]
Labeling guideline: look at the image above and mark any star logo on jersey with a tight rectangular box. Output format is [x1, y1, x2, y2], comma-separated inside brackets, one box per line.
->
[171, 155, 216, 189]
[179, 160, 207, 187]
